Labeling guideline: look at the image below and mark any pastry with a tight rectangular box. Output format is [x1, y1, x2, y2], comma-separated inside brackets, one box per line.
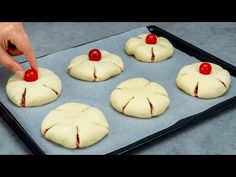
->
[110, 78, 170, 118]
[176, 62, 231, 98]
[6, 68, 62, 107]
[41, 103, 109, 149]
[125, 34, 174, 63]
[67, 49, 124, 82]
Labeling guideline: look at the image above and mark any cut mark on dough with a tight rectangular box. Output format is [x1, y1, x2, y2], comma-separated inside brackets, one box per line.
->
[144, 81, 151, 87]
[117, 87, 132, 90]
[43, 84, 59, 96]
[194, 81, 199, 97]
[179, 73, 187, 76]
[122, 96, 134, 112]
[67, 67, 72, 74]
[151, 47, 155, 63]
[158, 43, 168, 48]
[43, 123, 59, 135]
[217, 79, 227, 88]
[107, 60, 123, 71]
[147, 98, 153, 116]
[93, 66, 97, 82]
[76, 126, 80, 148]
[21, 88, 27, 107]
[81, 106, 91, 112]
[136, 36, 142, 39]
[153, 91, 168, 97]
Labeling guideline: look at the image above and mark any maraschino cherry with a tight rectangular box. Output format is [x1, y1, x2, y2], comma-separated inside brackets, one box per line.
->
[146, 34, 157, 44]
[24, 69, 38, 82]
[199, 62, 212, 75]
[88, 49, 102, 61]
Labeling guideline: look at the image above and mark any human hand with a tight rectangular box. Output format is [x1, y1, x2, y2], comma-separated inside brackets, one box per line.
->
[0, 22, 38, 78]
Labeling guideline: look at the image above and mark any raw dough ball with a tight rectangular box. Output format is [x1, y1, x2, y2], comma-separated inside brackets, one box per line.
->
[41, 103, 109, 149]
[176, 62, 231, 98]
[110, 78, 170, 118]
[67, 50, 124, 81]
[125, 34, 174, 63]
[6, 68, 62, 107]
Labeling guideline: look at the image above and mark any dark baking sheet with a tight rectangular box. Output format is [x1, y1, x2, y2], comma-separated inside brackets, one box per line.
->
[0, 25, 235, 155]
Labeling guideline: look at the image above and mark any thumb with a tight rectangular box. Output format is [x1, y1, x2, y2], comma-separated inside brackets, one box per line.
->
[0, 49, 25, 78]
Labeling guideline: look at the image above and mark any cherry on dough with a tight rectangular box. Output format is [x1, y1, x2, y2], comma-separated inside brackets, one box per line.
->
[6, 68, 62, 107]
[125, 34, 174, 63]
[176, 62, 231, 99]
[67, 49, 124, 82]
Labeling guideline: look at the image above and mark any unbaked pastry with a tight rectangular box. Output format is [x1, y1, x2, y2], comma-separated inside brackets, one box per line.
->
[67, 50, 124, 81]
[176, 62, 231, 98]
[125, 34, 174, 63]
[6, 68, 62, 107]
[41, 103, 109, 149]
[110, 78, 170, 118]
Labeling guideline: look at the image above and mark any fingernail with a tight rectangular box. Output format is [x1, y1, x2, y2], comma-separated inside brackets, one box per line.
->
[15, 71, 23, 78]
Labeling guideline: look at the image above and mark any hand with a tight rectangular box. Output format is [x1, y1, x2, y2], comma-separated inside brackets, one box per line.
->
[0, 22, 38, 78]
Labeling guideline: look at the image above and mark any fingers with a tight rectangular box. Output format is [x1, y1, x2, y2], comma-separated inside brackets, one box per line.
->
[6, 41, 23, 56]
[0, 49, 24, 78]
[22, 44, 38, 71]
[7, 48, 23, 56]
[9, 27, 38, 71]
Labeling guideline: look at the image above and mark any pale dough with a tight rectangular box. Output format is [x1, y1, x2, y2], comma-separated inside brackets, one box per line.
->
[41, 103, 109, 149]
[110, 78, 170, 119]
[6, 68, 62, 107]
[125, 34, 174, 63]
[176, 62, 231, 98]
[67, 50, 124, 81]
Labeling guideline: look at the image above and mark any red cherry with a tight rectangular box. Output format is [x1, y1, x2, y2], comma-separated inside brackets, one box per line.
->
[146, 34, 157, 44]
[199, 62, 212, 75]
[24, 69, 38, 82]
[88, 49, 102, 61]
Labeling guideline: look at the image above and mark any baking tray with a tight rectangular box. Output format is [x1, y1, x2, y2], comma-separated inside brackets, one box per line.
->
[0, 25, 235, 155]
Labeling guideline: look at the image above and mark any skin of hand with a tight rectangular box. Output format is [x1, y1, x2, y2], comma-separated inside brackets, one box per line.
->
[0, 22, 38, 78]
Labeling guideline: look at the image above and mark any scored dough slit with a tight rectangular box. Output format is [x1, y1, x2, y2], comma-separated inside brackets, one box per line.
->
[21, 88, 27, 107]
[43, 84, 59, 96]
[144, 81, 151, 87]
[67, 67, 72, 74]
[122, 96, 135, 112]
[106, 60, 123, 71]
[179, 73, 187, 76]
[91, 121, 109, 130]
[151, 47, 155, 62]
[158, 43, 167, 48]
[43, 122, 60, 135]
[81, 106, 91, 112]
[93, 66, 97, 81]
[153, 92, 168, 97]
[217, 79, 227, 88]
[194, 81, 199, 97]
[147, 98, 153, 116]
[76, 126, 80, 148]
